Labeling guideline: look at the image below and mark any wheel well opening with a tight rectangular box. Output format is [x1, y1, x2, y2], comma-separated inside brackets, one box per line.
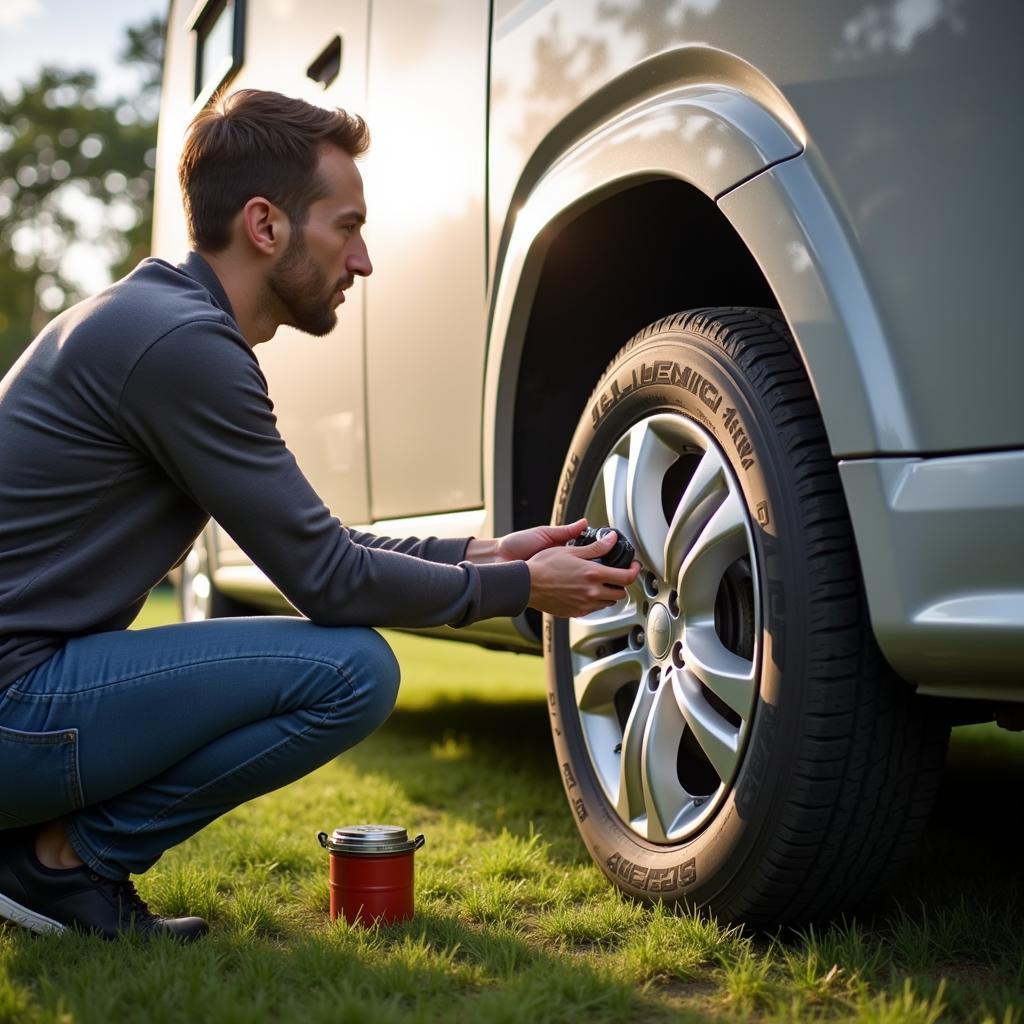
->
[511, 177, 777, 639]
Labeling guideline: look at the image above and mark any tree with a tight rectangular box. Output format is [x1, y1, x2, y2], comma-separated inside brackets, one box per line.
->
[0, 17, 164, 376]
[120, 16, 167, 102]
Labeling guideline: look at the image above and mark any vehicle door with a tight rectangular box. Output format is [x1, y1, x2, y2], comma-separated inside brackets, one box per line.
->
[361, 0, 490, 520]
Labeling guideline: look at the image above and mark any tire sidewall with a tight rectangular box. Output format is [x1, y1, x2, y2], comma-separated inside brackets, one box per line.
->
[545, 322, 811, 912]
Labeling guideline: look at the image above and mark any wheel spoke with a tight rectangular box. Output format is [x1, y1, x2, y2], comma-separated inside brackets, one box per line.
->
[582, 475, 605, 534]
[568, 606, 638, 660]
[664, 447, 730, 584]
[574, 647, 645, 711]
[677, 488, 748, 620]
[683, 622, 756, 719]
[615, 678, 656, 825]
[672, 668, 742, 784]
[624, 574, 647, 610]
[640, 677, 691, 842]
[599, 452, 630, 540]
[624, 420, 678, 577]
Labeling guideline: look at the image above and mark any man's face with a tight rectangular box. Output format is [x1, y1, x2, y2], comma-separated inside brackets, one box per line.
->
[267, 145, 372, 337]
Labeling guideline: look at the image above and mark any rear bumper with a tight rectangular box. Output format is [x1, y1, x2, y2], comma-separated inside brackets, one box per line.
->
[839, 450, 1024, 701]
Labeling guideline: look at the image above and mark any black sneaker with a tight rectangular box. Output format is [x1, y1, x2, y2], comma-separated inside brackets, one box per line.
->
[0, 826, 33, 854]
[0, 836, 208, 942]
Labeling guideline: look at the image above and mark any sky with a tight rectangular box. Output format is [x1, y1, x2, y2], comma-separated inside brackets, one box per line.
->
[0, 0, 167, 101]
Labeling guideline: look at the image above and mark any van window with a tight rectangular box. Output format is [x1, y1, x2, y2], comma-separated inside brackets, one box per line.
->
[189, 0, 245, 103]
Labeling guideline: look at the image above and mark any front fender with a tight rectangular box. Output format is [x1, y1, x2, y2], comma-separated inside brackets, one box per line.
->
[718, 153, 918, 455]
[482, 69, 803, 536]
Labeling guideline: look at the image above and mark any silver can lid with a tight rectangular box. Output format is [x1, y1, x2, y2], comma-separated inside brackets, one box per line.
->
[320, 824, 424, 855]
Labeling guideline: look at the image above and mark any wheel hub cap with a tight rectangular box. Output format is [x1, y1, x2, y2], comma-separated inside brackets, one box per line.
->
[646, 604, 672, 660]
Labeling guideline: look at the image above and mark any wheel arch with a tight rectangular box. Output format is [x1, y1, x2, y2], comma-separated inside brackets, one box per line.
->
[483, 52, 804, 550]
[483, 57, 919, 646]
[506, 178, 778, 624]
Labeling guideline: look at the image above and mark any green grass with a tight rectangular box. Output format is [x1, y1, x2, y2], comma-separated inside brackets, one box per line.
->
[2, 587, 1021, 1023]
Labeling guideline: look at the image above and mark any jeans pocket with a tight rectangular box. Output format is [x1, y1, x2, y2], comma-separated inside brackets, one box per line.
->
[0, 725, 85, 828]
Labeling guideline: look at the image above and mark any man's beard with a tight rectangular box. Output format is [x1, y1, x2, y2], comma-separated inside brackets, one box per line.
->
[266, 229, 345, 337]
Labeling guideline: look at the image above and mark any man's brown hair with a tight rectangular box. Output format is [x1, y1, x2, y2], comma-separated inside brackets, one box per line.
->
[178, 89, 369, 252]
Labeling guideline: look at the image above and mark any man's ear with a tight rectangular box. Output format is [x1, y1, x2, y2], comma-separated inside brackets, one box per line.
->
[241, 196, 289, 256]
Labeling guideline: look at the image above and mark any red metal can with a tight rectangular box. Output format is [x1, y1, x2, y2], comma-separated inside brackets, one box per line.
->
[317, 825, 425, 926]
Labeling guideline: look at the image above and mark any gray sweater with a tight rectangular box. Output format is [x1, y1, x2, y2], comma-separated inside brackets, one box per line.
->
[0, 253, 531, 690]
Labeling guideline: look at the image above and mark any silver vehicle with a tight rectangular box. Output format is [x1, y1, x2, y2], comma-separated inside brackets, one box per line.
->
[154, 0, 1024, 925]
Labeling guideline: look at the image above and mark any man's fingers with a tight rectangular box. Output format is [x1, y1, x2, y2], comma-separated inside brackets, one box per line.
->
[574, 529, 618, 555]
[547, 518, 588, 546]
[565, 519, 589, 540]
[597, 560, 640, 586]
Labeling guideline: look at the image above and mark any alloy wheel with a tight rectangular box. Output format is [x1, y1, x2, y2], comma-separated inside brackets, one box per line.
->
[570, 412, 761, 843]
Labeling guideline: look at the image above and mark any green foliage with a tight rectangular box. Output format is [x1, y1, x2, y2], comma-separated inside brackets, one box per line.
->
[119, 16, 166, 102]
[0, 18, 163, 377]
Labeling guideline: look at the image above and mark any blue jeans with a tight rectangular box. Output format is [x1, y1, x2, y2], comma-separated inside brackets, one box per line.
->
[0, 618, 400, 880]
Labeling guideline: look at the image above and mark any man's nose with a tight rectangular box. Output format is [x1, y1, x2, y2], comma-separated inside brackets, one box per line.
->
[349, 239, 372, 278]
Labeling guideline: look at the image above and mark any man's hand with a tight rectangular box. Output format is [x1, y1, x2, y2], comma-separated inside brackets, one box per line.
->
[466, 519, 641, 618]
[495, 517, 592, 562]
[465, 518, 593, 564]
[525, 528, 641, 618]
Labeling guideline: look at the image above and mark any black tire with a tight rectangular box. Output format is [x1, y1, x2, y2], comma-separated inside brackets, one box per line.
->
[544, 308, 950, 926]
[178, 530, 260, 620]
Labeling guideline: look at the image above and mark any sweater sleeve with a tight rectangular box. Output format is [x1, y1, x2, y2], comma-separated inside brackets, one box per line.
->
[343, 527, 471, 566]
[118, 321, 531, 627]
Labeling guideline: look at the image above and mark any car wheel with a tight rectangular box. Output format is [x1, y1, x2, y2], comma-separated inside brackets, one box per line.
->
[544, 308, 950, 925]
[178, 531, 258, 621]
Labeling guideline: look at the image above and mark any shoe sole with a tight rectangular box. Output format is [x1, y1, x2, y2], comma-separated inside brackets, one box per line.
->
[2, 891, 209, 942]
[0, 891, 66, 934]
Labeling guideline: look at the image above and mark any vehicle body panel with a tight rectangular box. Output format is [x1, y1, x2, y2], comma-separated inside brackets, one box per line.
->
[489, 0, 1024, 455]
[840, 452, 1024, 696]
[155, 0, 374, 529]
[154, 0, 1024, 693]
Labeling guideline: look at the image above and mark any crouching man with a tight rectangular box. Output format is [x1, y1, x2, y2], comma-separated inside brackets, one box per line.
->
[0, 90, 638, 941]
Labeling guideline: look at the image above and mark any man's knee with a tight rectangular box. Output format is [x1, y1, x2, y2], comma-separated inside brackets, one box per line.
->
[360, 628, 400, 729]
[317, 627, 400, 736]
